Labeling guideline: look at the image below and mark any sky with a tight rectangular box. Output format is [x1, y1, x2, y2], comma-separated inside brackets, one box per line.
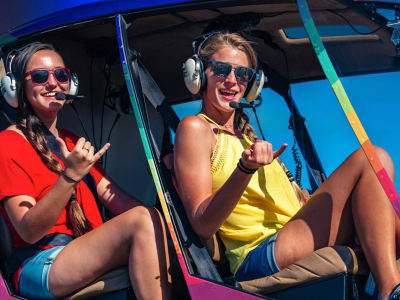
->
[173, 70, 400, 193]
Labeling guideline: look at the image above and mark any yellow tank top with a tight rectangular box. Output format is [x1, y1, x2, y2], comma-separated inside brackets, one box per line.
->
[198, 113, 301, 274]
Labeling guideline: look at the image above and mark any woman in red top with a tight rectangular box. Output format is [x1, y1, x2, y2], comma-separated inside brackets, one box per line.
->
[0, 42, 170, 299]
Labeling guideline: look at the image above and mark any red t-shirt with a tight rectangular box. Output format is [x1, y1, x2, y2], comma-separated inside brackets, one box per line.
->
[0, 129, 105, 287]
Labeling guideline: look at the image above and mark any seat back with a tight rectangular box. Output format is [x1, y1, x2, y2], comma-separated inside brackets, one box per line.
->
[161, 152, 224, 281]
[0, 214, 13, 269]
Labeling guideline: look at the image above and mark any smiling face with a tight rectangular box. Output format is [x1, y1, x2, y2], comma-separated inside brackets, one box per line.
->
[24, 50, 69, 120]
[203, 46, 250, 113]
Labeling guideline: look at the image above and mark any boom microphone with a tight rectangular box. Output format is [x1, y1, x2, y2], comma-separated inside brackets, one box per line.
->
[55, 92, 86, 101]
[229, 101, 253, 109]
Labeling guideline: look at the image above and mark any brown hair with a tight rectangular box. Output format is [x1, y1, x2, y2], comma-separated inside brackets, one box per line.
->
[12, 42, 91, 236]
[199, 33, 308, 206]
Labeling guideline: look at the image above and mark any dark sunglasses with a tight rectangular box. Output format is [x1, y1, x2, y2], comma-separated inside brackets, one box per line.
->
[24, 68, 70, 86]
[208, 61, 256, 83]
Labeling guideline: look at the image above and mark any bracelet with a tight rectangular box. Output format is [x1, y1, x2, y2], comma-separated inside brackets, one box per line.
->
[61, 171, 80, 184]
[237, 159, 258, 174]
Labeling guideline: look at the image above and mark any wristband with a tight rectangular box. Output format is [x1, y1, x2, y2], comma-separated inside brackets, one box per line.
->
[61, 171, 80, 184]
[237, 159, 258, 174]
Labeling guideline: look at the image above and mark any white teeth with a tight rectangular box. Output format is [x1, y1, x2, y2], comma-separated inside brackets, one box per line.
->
[44, 92, 56, 96]
[220, 90, 236, 95]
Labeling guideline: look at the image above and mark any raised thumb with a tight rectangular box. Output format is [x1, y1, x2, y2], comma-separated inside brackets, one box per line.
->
[56, 137, 70, 159]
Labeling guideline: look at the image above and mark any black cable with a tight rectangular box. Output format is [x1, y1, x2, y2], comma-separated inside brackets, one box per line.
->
[104, 113, 121, 170]
[99, 62, 110, 150]
[251, 98, 266, 141]
[69, 102, 92, 142]
[281, 36, 303, 187]
[89, 57, 98, 151]
[292, 144, 303, 187]
[327, 9, 386, 35]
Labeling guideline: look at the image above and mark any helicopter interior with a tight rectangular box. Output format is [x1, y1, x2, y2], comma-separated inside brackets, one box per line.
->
[0, 0, 399, 299]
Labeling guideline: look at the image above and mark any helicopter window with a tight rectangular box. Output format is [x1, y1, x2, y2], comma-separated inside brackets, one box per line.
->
[284, 25, 374, 39]
[377, 8, 396, 20]
[292, 71, 400, 192]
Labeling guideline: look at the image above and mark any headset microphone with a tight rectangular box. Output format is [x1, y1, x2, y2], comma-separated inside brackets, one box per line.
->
[229, 101, 253, 109]
[55, 92, 85, 101]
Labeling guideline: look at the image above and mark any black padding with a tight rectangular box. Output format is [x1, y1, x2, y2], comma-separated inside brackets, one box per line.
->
[0, 215, 13, 267]
[128, 50, 223, 282]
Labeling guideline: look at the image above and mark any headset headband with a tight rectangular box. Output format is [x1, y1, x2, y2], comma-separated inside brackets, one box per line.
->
[192, 31, 221, 56]
[5, 50, 18, 74]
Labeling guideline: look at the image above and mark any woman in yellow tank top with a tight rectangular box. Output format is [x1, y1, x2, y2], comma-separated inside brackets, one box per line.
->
[174, 32, 400, 299]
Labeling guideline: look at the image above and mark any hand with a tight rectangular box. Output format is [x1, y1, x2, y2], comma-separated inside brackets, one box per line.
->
[241, 139, 287, 170]
[56, 137, 110, 181]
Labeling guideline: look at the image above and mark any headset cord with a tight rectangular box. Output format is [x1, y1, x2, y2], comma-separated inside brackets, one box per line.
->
[69, 102, 92, 145]
[104, 113, 121, 170]
[251, 96, 266, 140]
[288, 103, 303, 187]
[292, 144, 303, 187]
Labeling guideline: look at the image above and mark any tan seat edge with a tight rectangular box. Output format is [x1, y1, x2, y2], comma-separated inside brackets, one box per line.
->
[239, 246, 361, 294]
[62, 267, 130, 300]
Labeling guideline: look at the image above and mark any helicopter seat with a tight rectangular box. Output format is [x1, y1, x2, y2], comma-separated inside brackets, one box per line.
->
[0, 214, 132, 300]
[162, 152, 373, 298]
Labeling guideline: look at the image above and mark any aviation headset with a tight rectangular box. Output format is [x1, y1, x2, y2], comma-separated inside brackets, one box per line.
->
[182, 31, 265, 103]
[0, 43, 79, 108]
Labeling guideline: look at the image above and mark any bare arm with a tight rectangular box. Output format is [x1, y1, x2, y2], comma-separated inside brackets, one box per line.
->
[174, 116, 251, 240]
[96, 175, 142, 216]
[4, 138, 109, 244]
[5, 178, 76, 244]
[174, 116, 287, 240]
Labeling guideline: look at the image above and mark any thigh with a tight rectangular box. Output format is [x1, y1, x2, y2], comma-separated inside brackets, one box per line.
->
[234, 232, 280, 281]
[48, 205, 154, 297]
[274, 149, 367, 269]
[19, 246, 64, 300]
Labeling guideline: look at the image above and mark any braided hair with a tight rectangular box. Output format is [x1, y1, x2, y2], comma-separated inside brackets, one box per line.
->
[11, 42, 91, 236]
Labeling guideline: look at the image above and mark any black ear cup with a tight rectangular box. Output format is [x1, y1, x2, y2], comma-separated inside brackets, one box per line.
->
[182, 56, 206, 95]
[0, 73, 18, 108]
[244, 70, 266, 103]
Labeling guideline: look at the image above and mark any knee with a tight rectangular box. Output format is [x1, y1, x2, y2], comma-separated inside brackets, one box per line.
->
[351, 146, 394, 179]
[123, 206, 164, 242]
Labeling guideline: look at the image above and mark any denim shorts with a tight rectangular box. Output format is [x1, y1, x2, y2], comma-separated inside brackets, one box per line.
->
[234, 232, 280, 281]
[19, 246, 64, 300]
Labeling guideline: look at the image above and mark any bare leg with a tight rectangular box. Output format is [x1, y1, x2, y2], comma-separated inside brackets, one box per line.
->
[274, 146, 399, 299]
[48, 206, 171, 300]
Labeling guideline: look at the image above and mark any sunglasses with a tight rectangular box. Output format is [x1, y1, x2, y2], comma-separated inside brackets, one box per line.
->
[208, 61, 256, 83]
[24, 68, 70, 86]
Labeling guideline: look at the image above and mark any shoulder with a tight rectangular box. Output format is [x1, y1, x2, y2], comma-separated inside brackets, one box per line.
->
[0, 129, 26, 148]
[175, 115, 215, 155]
[176, 115, 213, 137]
[0, 129, 31, 162]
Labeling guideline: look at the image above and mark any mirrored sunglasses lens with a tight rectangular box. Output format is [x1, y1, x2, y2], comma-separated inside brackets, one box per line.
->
[31, 70, 49, 84]
[213, 62, 232, 78]
[236, 67, 255, 82]
[54, 69, 69, 82]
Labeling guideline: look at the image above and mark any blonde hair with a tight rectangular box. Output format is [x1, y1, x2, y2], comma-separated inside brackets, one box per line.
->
[200, 32, 308, 206]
